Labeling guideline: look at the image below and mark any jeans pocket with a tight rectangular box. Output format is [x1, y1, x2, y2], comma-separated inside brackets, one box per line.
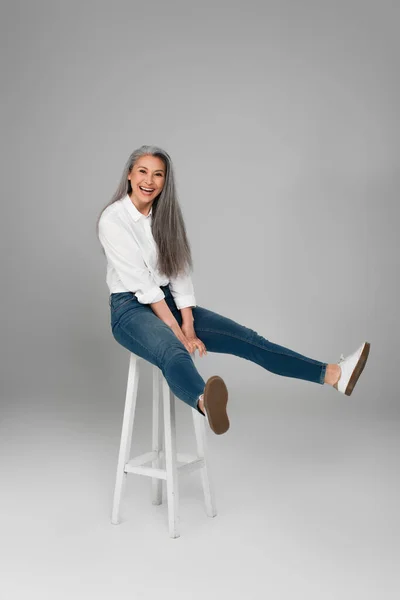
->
[110, 292, 134, 312]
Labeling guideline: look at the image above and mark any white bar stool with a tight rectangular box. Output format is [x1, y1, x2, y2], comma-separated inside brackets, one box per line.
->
[111, 352, 217, 538]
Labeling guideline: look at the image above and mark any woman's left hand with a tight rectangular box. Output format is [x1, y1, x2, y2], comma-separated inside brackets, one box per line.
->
[181, 322, 207, 357]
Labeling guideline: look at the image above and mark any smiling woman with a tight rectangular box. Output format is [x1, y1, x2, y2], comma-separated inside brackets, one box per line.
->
[96, 144, 370, 435]
[96, 145, 193, 282]
[128, 155, 166, 212]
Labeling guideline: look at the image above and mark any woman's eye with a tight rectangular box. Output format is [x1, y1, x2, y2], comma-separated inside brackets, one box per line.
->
[138, 169, 163, 176]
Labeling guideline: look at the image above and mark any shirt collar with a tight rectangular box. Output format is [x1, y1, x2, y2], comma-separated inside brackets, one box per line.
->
[123, 194, 152, 222]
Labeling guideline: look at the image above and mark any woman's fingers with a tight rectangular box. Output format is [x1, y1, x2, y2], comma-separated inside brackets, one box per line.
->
[175, 331, 191, 353]
[183, 337, 193, 354]
[192, 339, 207, 357]
[185, 337, 196, 354]
[175, 330, 206, 357]
[169, 322, 194, 354]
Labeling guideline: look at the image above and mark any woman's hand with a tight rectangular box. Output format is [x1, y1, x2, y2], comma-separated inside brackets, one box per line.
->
[168, 321, 197, 355]
[181, 322, 207, 357]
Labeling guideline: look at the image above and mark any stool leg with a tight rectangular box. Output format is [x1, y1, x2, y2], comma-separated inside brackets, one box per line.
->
[162, 378, 180, 538]
[152, 367, 163, 505]
[111, 354, 139, 525]
[192, 408, 218, 518]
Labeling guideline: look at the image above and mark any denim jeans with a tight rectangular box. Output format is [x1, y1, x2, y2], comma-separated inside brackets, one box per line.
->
[109, 284, 328, 416]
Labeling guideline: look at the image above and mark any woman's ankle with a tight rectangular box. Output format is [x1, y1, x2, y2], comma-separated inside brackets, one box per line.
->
[324, 364, 341, 386]
[198, 393, 205, 414]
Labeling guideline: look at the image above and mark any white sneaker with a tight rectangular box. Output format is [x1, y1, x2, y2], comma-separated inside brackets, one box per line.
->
[333, 342, 370, 396]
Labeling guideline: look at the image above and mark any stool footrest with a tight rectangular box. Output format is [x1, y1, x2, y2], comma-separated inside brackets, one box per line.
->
[125, 450, 206, 480]
[125, 450, 158, 468]
[177, 457, 205, 476]
[126, 465, 167, 479]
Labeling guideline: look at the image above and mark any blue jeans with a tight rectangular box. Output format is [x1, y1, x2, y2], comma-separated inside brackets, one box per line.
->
[109, 284, 328, 416]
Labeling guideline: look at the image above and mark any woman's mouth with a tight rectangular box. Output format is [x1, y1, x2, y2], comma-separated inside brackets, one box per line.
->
[139, 186, 155, 196]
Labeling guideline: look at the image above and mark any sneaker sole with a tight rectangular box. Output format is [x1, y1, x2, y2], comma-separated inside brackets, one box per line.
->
[345, 342, 371, 396]
[203, 375, 229, 435]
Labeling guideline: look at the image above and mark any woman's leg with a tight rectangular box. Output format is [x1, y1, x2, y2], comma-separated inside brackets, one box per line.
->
[186, 305, 329, 385]
[110, 292, 206, 413]
[109, 288, 329, 418]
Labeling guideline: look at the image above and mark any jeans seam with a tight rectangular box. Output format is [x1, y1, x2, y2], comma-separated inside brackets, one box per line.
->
[195, 327, 326, 367]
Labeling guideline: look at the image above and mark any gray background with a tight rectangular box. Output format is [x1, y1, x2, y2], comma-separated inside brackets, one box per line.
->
[1, 1, 399, 598]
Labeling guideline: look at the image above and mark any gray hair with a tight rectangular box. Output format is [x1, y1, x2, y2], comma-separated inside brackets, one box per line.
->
[96, 145, 193, 279]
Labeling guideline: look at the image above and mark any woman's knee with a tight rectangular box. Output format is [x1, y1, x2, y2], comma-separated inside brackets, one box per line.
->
[157, 340, 190, 369]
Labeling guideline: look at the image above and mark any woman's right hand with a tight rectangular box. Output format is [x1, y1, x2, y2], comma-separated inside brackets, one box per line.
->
[169, 321, 196, 355]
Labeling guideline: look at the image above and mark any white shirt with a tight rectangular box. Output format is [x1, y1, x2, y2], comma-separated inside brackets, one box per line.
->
[98, 194, 196, 309]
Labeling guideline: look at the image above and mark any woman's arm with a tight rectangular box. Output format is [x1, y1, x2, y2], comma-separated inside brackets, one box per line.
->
[150, 298, 196, 355]
[149, 301, 194, 327]
[180, 307, 194, 324]
[168, 270, 196, 311]
[149, 298, 177, 327]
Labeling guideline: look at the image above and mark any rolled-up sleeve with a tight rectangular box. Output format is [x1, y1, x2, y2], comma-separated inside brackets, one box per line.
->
[169, 269, 196, 310]
[98, 219, 165, 305]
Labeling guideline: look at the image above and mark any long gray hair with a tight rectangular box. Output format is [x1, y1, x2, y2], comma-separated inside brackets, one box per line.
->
[96, 145, 193, 279]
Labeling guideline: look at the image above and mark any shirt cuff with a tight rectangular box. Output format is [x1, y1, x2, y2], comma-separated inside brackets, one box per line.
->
[173, 295, 197, 310]
[135, 287, 165, 305]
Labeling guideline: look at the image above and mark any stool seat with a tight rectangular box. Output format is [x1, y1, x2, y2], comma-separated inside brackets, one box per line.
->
[111, 352, 217, 538]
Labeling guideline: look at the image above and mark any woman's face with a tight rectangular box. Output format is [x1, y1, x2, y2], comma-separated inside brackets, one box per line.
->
[128, 154, 166, 207]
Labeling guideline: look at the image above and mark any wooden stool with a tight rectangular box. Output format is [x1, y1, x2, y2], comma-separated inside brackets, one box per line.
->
[111, 352, 217, 538]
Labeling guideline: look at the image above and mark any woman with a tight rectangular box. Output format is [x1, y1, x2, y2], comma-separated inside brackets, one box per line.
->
[96, 145, 370, 435]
